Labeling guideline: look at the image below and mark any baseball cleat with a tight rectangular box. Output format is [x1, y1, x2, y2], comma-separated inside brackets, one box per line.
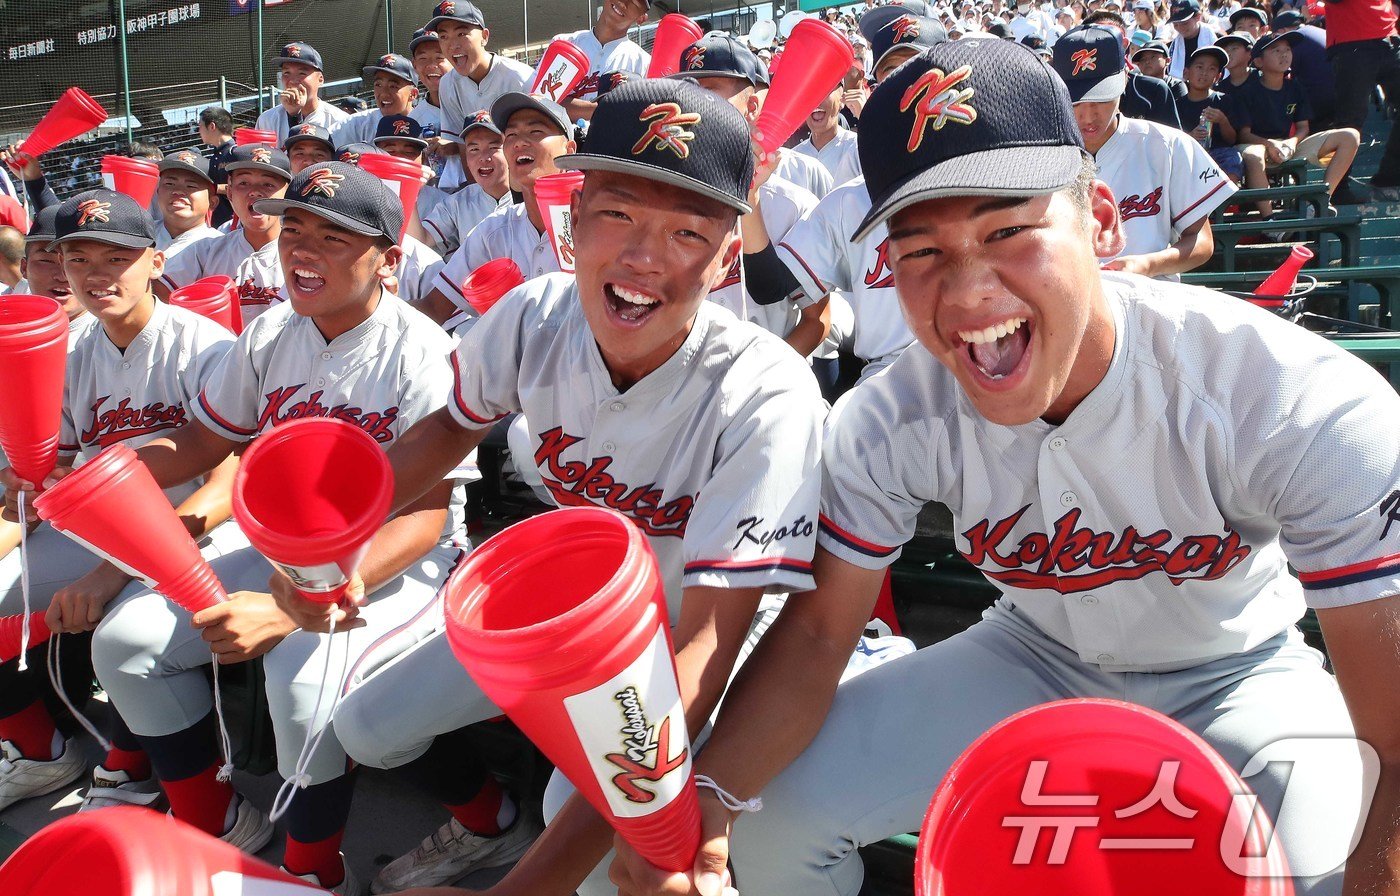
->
[0, 737, 86, 813]
[78, 765, 167, 813]
[218, 792, 276, 855]
[369, 814, 541, 893]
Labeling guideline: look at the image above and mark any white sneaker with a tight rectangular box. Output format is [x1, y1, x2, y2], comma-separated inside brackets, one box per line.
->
[370, 814, 540, 893]
[79, 765, 167, 812]
[218, 792, 275, 855]
[287, 854, 362, 895]
[0, 737, 86, 813]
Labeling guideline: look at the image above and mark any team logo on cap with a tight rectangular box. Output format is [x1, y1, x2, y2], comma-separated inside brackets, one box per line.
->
[301, 168, 344, 199]
[379, 54, 396, 67]
[633, 103, 701, 159]
[297, 124, 316, 136]
[339, 149, 361, 164]
[76, 199, 112, 226]
[889, 15, 921, 41]
[251, 147, 273, 164]
[901, 65, 977, 151]
[1070, 47, 1098, 76]
[393, 119, 412, 135]
[681, 46, 706, 70]
[438, 0, 456, 14]
[285, 43, 302, 57]
[463, 110, 492, 132]
[176, 150, 200, 165]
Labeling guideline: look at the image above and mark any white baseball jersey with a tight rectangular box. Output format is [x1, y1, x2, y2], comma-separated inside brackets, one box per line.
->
[330, 109, 387, 148]
[397, 233, 444, 306]
[726, 175, 817, 342]
[793, 128, 862, 187]
[417, 183, 450, 227]
[155, 223, 221, 259]
[194, 290, 471, 543]
[778, 177, 915, 366]
[775, 148, 834, 200]
[819, 272, 1400, 671]
[433, 202, 556, 308]
[422, 184, 513, 253]
[161, 229, 285, 327]
[439, 55, 534, 143]
[547, 29, 650, 102]
[59, 302, 234, 504]
[254, 102, 350, 145]
[1094, 115, 1235, 280]
[448, 273, 823, 615]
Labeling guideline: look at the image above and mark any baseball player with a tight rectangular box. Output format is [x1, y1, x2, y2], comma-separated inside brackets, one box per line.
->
[157, 145, 292, 326]
[1080, 10, 1185, 128]
[429, 1, 534, 155]
[154, 150, 221, 258]
[255, 42, 350, 144]
[1054, 25, 1234, 279]
[417, 112, 512, 254]
[283, 123, 337, 175]
[409, 28, 469, 192]
[332, 54, 419, 147]
[0, 190, 237, 818]
[372, 114, 450, 223]
[321, 79, 824, 895]
[41, 164, 470, 894]
[549, 0, 651, 122]
[611, 39, 1391, 896]
[793, 84, 862, 187]
[419, 93, 575, 325]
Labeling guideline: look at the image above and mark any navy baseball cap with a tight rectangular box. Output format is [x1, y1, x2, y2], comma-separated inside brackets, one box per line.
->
[866, 10, 948, 72]
[374, 114, 429, 149]
[490, 92, 574, 139]
[1228, 7, 1268, 29]
[1187, 45, 1230, 68]
[673, 32, 770, 88]
[408, 28, 440, 55]
[460, 109, 501, 138]
[284, 123, 335, 154]
[24, 206, 60, 246]
[594, 70, 635, 98]
[337, 96, 370, 114]
[363, 53, 416, 85]
[853, 39, 1086, 243]
[272, 41, 323, 72]
[426, 0, 486, 31]
[1168, 0, 1201, 22]
[1216, 31, 1255, 50]
[558, 78, 756, 215]
[337, 142, 377, 165]
[224, 144, 293, 180]
[1131, 40, 1170, 61]
[1251, 29, 1303, 59]
[1271, 9, 1305, 29]
[254, 161, 403, 244]
[50, 189, 158, 250]
[1052, 25, 1127, 103]
[158, 148, 215, 184]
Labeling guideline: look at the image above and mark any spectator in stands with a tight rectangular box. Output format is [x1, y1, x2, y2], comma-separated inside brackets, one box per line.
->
[1133, 40, 1182, 90]
[281, 124, 336, 175]
[334, 54, 419, 146]
[1165, 0, 1220, 78]
[417, 113, 511, 254]
[0, 227, 23, 294]
[1134, 0, 1170, 38]
[1175, 45, 1247, 181]
[1270, 10, 1336, 128]
[1235, 31, 1360, 209]
[795, 84, 863, 186]
[255, 42, 350, 144]
[1215, 30, 1259, 92]
[1084, 10, 1185, 126]
[429, 0, 534, 162]
[1323, 0, 1400, 200]
[551, 0, 651, 123]
[198, 106, 237, 228]
[1228, 6, 1268, 37]
[153, 150, 220, 258]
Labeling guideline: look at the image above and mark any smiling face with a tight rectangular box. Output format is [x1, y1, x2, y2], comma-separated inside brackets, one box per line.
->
[22, 243, 78, 316]
[463, 130, 508, 196]
[288, 141, 334, 174]
[572, 171, 740, 389]
[885, 177, 1123, 425]
[501, 109, 573, 193]
[279, 61, 323, 95]
[59, 240, 162, 327]
[436, 21, 490, 77]
[156, 170, 213, 231]
[597, 0, 648, 39]
[228, 170, 289, 233]
[373, 73, 416, 115]
[279, 208, 400, 339]
[412, 42, 452, 96]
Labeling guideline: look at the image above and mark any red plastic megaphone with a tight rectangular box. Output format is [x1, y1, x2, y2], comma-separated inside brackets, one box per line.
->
[14, 88, 108, 165]
[531, 40, 592, 103]
[33, 444, 227, 614]
[646, 15, 705, 78]
[533, 171, 584, 274]
[0, 807, 326, 894]
[445, 507, 702, 872]
[356, 152, 423, 241]
[916, 699, 1293, 896]
[101, 155, 160, 208]
[1250, 245, 1313, 309]
[0, 294, 70, 488]
[232, 418, 394, 605]
[462, 258, 524, 315]
[752, 19, 854, 156]
[0, 613, 53, 664]
[169, 276, 242, 334]
[234, 127, 280, 146]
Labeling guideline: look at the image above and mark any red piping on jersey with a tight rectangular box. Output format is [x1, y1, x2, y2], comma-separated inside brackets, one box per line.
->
[449, 352, 507, 425]
[197, 390, 257, 436]
[777, 241, 830, 291]
[424, 219, 447, 246]
[1298, 552, 1400, 590]
[1171, 179, 1228, 226]
[818, 513, 899, 558]
[684, 557, 814, 576]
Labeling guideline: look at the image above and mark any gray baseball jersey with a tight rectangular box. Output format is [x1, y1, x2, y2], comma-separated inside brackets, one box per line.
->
[397, 233, 444, 306]
[155, 223, 221, 259]
[160, 229, 286, 328]
[193, 291, 471, 544]
[793, 128, 862, 187]
[775, 148, 834, 200]
[778, 177, 915, 367]
[422, 184, 513, 254]
[818, 273, 1400, 671]
[448, 273, 823, 615]
[254, 102, 350, 145]
[439, 55, 534, 143]
[547, 29, 650, 102]
[330, 109, 386, 148]
[433, 202, 557, 309]
[732, 175, 817, 342]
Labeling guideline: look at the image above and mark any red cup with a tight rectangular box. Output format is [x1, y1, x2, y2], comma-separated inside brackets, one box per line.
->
[1253, 245, 1313, 303]
[232, 418, 394, 605]
[769, 48, 784, 77]
[751, 19, 854, 156]
[0, 613, 53, 664]
[100, 156, 160, 208]
[462, 258, 524, 315]
[646, 15, 705, 78]
[533, 171, 585, 274]
[169, 275, 242, 334]
[531, 39, 593, 103]
[0, 294, 69, 487]
[0, 806, 324, 894]
[234, 127, 280, 146]
[445, 507, 701, 872]
[916, 698, 1292, 896]
[357, 152, 423, 241]
[33, 444, 226, 614]
[14, 88, 108, 165]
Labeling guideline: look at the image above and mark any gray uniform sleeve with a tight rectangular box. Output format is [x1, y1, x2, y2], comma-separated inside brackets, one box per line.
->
[446, 287, 529, 430]
[191, 319, 273, 440]
[777, 194, 852, 309]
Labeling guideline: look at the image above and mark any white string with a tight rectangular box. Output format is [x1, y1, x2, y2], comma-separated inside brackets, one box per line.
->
[269, 614, 350, 822]
[694, 775, 763, 813]
[17, 491, 30, 672]
[46, 633, 111, 751]
[210, 655, 235, 782]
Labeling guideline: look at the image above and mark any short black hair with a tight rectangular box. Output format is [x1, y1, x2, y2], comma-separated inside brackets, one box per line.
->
[124, 141, 164, 161]
[1082, 9, 1126, 26]
[199, 106, 235, 135]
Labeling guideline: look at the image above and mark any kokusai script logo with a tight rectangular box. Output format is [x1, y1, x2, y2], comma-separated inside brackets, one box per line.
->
[258, 386, 400, 442]
[533, 427, 695, 536]
[80, 397, 188, 447]
[604, 687, 689, 804]
[1119, 186, 1163, 220]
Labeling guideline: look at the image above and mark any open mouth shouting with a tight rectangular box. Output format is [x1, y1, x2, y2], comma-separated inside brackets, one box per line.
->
[957, 316, 1032, 386]
[472, 160, 498, 181]
[604, 283, 661, 325]
[290, 265, 327, 297]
